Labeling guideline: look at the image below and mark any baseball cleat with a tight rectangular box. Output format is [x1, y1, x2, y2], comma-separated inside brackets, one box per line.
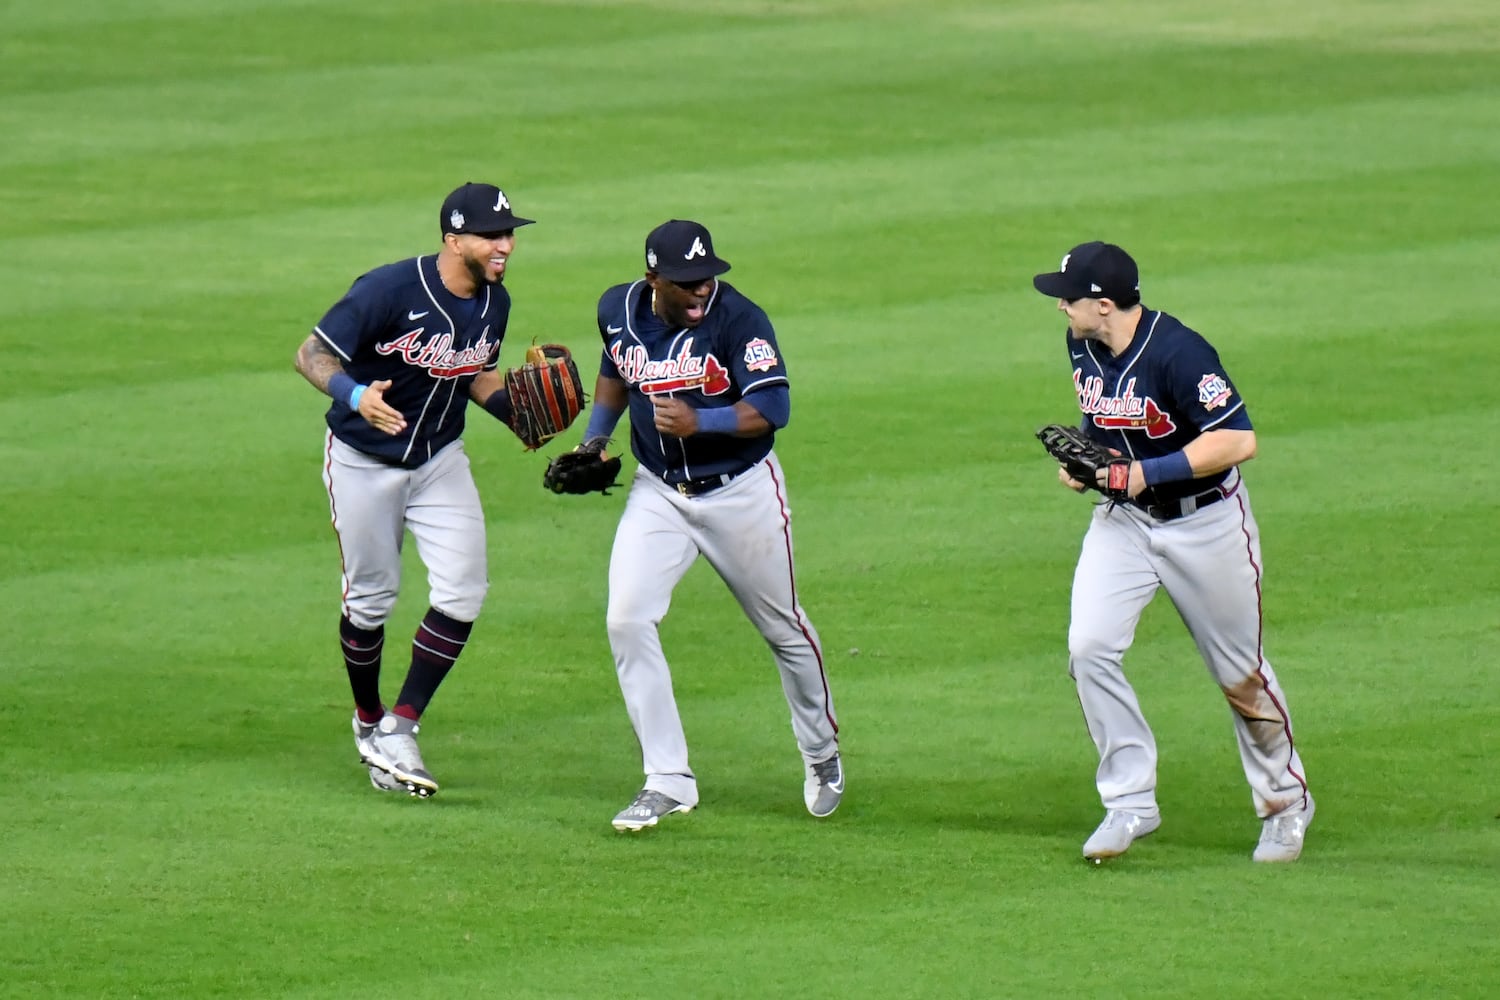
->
[1082, 809, 1161, 860]
[353, 713, 380, 761]
[370, 714, 440, 798]
[804, 752, 845, 818]
[612, 789, 692, 832]
[366, 764, 402, 791]
[1253, 794, 1315, 863]
[353, 714, 399, 792]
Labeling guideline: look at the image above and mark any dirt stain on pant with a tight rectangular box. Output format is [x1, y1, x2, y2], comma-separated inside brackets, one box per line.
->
[1223, 673, 1286, 731]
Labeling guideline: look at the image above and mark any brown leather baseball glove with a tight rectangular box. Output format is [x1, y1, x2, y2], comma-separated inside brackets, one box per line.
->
[504, 344, 587, 450]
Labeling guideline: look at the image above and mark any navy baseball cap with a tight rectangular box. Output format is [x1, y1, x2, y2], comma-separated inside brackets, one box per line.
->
[645, 220, 731, 282]
[440, 182, 535, 236]
[1033, 242, 1140, 306]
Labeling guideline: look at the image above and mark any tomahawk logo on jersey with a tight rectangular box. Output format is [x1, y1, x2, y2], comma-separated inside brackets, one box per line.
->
[1075, 374, 1179, 439]
[1066, 309, 1253, 502]
[595, 278, 787, 482]
[314, 254, 510, 466]
[611, 338, 733, 396]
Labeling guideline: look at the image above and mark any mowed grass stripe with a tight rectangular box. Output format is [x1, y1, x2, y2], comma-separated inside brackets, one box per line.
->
[7, 75, 1499, 253]
[3, 4, 1493, 173]
[0, 12, 1070, 171]
[3, 95, 1496, 366]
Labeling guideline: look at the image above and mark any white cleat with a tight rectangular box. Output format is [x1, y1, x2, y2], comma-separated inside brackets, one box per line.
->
[1083, 810, 1161, 860]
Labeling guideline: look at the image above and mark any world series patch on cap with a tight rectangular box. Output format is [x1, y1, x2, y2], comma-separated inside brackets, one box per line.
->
[441, 182, 536, 236]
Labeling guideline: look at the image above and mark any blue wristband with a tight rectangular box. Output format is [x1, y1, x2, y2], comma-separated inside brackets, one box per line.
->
[1140, 451, 1193, 487]
[584, 402, 624, 442]
[481, 388, 514, 425]
[695, 405, 738, 435]
[349, 384, 368, 411]
[329, 372, 362, 410]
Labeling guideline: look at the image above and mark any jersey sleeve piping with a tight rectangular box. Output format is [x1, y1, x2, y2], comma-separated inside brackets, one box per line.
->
[312, 326, 352, 362]
[621, 279, 648, 340]
[1200, 400, 1248, 430]
[742, 374, 789, 394]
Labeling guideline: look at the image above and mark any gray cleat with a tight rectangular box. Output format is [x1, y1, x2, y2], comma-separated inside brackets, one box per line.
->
[612, 789, 692, 832]
[1253, 794, 1315, 863]
[804, 753, 845, 818]
[370, 714, 440, 798]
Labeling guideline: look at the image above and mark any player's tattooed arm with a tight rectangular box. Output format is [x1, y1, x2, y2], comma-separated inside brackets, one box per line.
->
[294, 334, 346, 395]
[294, 334, 406, 435]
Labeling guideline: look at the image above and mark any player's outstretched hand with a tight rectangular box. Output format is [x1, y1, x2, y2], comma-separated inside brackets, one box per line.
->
[358, 379, 407, 436]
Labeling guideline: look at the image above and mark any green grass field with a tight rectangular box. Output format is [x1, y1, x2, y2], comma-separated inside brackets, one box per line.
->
[4, 1, 1498, 996]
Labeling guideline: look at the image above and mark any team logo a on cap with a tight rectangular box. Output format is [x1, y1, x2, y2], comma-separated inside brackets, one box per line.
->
[440, 181, 536, 236]
[1034, 241, 1139, 304]
[1060, 251, 1102, 292]
[644, 219, 731, 282]
[448, 191, 512, 232]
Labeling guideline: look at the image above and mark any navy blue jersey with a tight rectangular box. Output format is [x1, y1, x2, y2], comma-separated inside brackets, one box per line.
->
[314, 255, 508, 467]
[597, 278, 787, 483]
[1068, 308, 1253, 505]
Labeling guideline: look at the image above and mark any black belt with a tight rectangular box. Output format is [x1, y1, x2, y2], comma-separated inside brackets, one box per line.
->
[369, 452, 420, 470]
[1138, 486, 1227, 521]
[671, 470, 742, 497]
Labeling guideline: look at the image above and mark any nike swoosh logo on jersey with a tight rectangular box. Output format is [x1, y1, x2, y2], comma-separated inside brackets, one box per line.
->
[408, 310, 429, 321]
[606, 324, 624, 334]
[1071, 352, 1085, 359]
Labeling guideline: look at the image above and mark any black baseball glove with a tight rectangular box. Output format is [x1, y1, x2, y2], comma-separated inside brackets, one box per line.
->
[1036, 424, 1131, 501]
[543, 437, 623, 496]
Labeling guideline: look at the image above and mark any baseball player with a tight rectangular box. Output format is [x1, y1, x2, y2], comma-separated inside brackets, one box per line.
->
[293, 182, 536, 797]
[568, 219, 841, 831]
[1032, 241, 1314, 862]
